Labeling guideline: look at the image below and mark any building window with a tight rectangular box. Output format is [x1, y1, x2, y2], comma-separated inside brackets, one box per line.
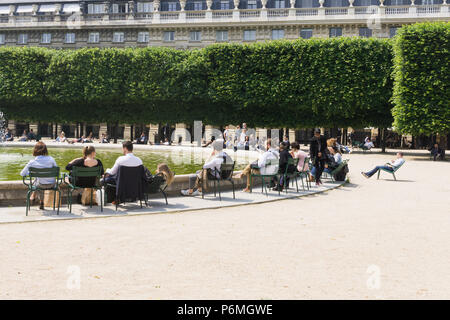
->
[328, 0, 344, 6]
[163, 31, 175, 41]
[87, 4, 104, 14]
[0, 34, 5, 45]
[88, 32, 100, 43]
[271, 29, 284, 40]
[359, 27, 372, 38]
[113, 32, 125, 43]
[190, 31, 202, 42]
[274, 0, 286, 8]
[167, 2, 177, 11]
[111, 3, 128, 13]
[137, 2, 153, 12]
[300, 28, 313, 39]
[41, 33, 52, 44]
[220, 1, 230, 9]
[18, 33, 28, 44]
[243, 29, 256, 41]
[65, 32, 76, 43]
[329, 27, 342, 38]
[301, 0, 314, 7]
[138, 31, 149, 43]
[216, 30, 228, 41]
[194, 1, 203, 10]
[247, 0, 257, 8]
[389, 27, 398, 38]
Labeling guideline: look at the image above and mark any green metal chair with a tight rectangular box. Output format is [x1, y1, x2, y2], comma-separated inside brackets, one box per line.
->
[249, 158, 280, 196]
[202, 162, 235, 201]
[282, 157, 298, 194]
[377, 161, 404, 181]
[64, 166, 103, 213]
[322, 159, 349, 182]
[296, 156, 311, 191]
[22, 167, 62, 216]
[144, 172, 173, 205]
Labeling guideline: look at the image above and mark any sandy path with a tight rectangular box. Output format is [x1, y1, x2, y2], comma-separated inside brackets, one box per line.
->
[0, 153, 449, 299]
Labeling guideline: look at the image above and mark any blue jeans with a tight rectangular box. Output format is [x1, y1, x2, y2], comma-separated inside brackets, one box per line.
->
[365, 165, 393, 177]
[311, 166, 331, 177]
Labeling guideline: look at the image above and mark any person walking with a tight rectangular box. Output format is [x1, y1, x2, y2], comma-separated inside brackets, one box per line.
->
[309, 129, 328, 186]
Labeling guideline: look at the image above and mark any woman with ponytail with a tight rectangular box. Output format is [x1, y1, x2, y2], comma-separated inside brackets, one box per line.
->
[66, 146, 104, 188]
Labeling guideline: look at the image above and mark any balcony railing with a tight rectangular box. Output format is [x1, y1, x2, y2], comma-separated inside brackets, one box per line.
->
[0, 5, 447, 27]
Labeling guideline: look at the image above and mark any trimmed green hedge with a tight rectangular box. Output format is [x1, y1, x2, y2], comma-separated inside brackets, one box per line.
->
[0, 38, 394, 128]
[392, 22, 450, 135]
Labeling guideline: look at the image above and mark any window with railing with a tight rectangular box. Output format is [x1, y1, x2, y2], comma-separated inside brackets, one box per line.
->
[88, 4, 104, 14]
[329, 27, 342, 37]
[300, 28, 313, 39]
[325, 0, 348, 6]
[274, 0, 286, 8]
[193, 1, 203, 10]
[216, 30, 228, 41]
[247, 0, 258, 8]
[167, 2, 178, 11]
[111, 3, 128, 13]
[220, 0, 230, 9]
[41, 33, 52, 44]
[0, 34, 5, 45]
[137, 2, 154, 12]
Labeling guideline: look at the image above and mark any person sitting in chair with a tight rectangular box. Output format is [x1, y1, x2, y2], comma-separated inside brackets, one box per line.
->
[181, 139, 232, 196]
[4, 128, 14, 141]
[237, 138, 279, 193]
[136, 132, 148, 145]
[361, 152, 405, 179]
[103, 141, 143, 204]
[429, 143, 444, 161]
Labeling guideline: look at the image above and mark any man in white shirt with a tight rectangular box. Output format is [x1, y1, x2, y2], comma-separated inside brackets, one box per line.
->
[104, 141, 143, 183]
[181, 139, 231, 196]
[237, 138, 279, 192]
[361, 152, 405, 179]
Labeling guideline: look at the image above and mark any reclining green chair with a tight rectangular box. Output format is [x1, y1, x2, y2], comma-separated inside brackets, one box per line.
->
[377, 161, 404, 181]
[23, 167, 62, 216]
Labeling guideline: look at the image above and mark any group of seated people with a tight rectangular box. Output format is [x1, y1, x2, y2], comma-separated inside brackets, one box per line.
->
[181, 131, 348, 196]
[20, 141, 174, 209]
[12, 129, 39, 142]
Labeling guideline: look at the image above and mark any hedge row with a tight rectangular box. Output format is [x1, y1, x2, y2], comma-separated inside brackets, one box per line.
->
[0, 37, 395, 129]
[392, 22, 450, 135]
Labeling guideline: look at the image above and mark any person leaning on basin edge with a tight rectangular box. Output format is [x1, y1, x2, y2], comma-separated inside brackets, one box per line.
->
[20, 141, 58, 210]
[361, 152, 405, 179]
[181, 139, 233, 196]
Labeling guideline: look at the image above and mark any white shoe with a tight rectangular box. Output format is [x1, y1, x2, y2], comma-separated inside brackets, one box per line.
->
[191, 190, 200, 196]
[181, 189, 190, 196]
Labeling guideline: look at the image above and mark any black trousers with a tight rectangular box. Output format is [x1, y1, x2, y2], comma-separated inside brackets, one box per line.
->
[314, 158, 326, 182]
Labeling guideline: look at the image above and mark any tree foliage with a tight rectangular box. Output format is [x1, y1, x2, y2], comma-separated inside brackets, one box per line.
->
[392, 22, 450, 135]
[0, 38, 395, 128]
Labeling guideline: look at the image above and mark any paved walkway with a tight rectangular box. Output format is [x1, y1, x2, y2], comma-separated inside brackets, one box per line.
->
[0, 179, 343, 224]
[0, 152, 449, 299]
